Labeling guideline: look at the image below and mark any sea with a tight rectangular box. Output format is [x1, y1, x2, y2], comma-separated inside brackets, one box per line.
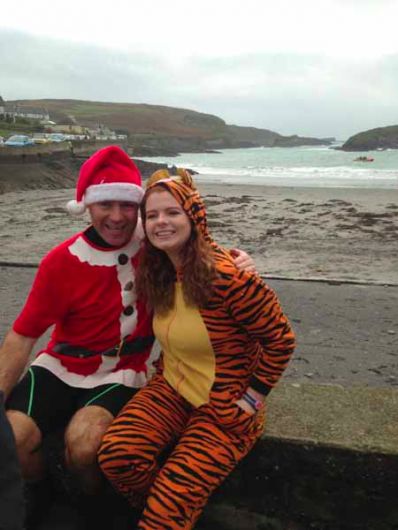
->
[140, 145, 398, 190]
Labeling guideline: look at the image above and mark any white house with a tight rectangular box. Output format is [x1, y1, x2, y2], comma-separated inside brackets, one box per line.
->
[0, 96, 50, 121]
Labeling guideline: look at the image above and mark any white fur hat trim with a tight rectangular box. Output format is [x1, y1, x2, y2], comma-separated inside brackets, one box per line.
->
[84, 183, 144, 205]
[66, 183, 144, 216]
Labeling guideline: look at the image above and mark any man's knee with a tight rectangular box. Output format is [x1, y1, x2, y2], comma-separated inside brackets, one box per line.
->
[6, 410, 42, 455]
[65, 406, 113, 470]
[6, 410, 43, 479]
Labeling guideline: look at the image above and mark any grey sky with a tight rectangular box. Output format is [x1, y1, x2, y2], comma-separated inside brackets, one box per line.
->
[1, 0, 398, 140]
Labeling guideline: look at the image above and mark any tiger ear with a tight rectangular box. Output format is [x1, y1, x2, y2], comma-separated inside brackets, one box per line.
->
[146, 169, 170, 188]
[176, 168, 196, 190]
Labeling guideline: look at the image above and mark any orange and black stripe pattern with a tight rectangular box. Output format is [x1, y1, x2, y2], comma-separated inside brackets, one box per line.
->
[98, 171, 295, 529]
[202, 249, 295, 404]
[99, 374, 264, 530]
[98, 256, 294, 529]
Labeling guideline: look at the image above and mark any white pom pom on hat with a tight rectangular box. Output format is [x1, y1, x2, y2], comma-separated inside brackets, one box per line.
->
[66, 146, 143, 216]
[66, 199, 86, 216]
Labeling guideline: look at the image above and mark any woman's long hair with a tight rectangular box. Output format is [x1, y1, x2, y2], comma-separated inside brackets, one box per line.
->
[136, 193, 218, 314]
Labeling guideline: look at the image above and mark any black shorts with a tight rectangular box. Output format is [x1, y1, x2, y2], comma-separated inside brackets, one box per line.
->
[6, 366, 137, 436]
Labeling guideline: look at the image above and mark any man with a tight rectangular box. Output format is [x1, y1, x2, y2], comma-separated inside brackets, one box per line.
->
[0, 146, 252, 527]
[0, 146, 153, 529]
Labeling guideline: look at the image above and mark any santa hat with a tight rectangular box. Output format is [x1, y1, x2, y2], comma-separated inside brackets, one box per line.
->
[67, 146, 144, 215]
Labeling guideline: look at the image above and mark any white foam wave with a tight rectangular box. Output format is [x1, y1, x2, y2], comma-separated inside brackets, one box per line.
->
[193, 165, 398, 181]
[140, 147, 398, 189]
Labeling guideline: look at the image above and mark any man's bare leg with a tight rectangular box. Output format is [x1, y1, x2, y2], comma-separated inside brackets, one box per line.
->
[6, 410, 52, 528]
[6, 410, 44, 481]
[65, 405, 114, 494]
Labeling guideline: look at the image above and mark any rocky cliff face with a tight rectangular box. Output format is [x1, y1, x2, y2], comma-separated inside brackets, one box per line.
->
[341, 125, 398, 151]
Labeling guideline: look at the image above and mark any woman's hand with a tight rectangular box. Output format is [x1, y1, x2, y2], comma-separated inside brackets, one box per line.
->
[230, 248, 257, 273]
[235, 398, 257, 415]
[236, 387, 266, 415]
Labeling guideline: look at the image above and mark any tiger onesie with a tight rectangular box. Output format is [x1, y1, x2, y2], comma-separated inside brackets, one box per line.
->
[98, 170, 296, 530]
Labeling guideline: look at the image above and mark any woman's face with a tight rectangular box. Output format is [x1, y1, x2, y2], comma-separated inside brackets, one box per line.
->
[145, 189, 192, 264]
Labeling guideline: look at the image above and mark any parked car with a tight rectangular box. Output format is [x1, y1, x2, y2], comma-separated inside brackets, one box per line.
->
[33, 133, 50, 144]
[48, 133, 66, 143]
[4, 135, 34, 147]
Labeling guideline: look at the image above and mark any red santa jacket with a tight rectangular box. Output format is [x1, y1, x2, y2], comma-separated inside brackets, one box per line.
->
[13, 228, 155, 389]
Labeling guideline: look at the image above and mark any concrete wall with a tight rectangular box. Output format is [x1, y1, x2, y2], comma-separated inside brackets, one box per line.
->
[198, 383, 398, 530]
[0, 142, 72, 161]
[0, 140, 127, 162]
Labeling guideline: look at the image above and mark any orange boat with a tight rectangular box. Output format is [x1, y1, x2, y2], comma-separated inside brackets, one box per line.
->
[354, 156, 374, 162]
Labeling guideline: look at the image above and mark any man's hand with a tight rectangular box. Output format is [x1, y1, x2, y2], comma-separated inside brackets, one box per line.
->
[0, 330, 36, 399]
[230, 248, 257, 273]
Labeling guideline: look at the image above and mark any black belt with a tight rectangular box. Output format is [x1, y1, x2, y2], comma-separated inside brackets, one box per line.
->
[53, 336, 155, 359]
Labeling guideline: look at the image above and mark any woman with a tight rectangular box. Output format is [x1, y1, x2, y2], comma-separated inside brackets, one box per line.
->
[98, 169, 295, 529]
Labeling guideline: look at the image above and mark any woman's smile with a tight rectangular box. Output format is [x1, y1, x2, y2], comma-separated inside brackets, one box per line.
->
[145, 189, 192, 265]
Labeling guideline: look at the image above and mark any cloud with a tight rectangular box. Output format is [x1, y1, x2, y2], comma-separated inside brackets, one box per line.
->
[1, 29, 398, 139]
[0, 30, 168, 102]
[2, 0, 398, 59]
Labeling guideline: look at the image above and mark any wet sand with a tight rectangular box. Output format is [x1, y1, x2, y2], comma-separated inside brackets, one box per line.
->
[0, 183, 397, 284]
[198, 182, 398, 285]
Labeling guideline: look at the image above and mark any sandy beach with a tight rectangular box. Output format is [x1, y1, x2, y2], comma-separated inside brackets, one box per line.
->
[0, 181, 397, 284]
[0, 180, 397, 389]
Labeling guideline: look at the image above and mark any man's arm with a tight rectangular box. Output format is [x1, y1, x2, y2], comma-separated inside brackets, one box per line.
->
[0, 330, 37, 399]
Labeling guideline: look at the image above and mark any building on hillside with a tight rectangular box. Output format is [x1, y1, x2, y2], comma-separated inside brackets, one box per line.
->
[88, 124, 122, 141]
[6, 105, 50, 121]
[51, 124, 88, 135]
[0, 96, 50, 122]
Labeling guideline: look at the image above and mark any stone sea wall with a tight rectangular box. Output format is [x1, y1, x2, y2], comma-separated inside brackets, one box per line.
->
[198, 383, 398, 530]
[0, 143, 178, 194]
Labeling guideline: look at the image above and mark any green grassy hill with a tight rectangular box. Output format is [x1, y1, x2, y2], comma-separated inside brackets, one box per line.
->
[341, 125, 398, 151]
[8, 99, 332, 153]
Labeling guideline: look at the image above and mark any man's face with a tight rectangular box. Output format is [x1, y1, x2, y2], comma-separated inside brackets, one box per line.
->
[88, 201, 139, 247]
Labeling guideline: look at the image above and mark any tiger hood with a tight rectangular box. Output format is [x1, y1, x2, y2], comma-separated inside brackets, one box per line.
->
[144, 168, 213, 244]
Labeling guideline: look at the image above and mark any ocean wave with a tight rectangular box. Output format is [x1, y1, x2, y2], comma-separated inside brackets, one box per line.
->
[140, 147, 398, 189]
[193, 165, 398, 181]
